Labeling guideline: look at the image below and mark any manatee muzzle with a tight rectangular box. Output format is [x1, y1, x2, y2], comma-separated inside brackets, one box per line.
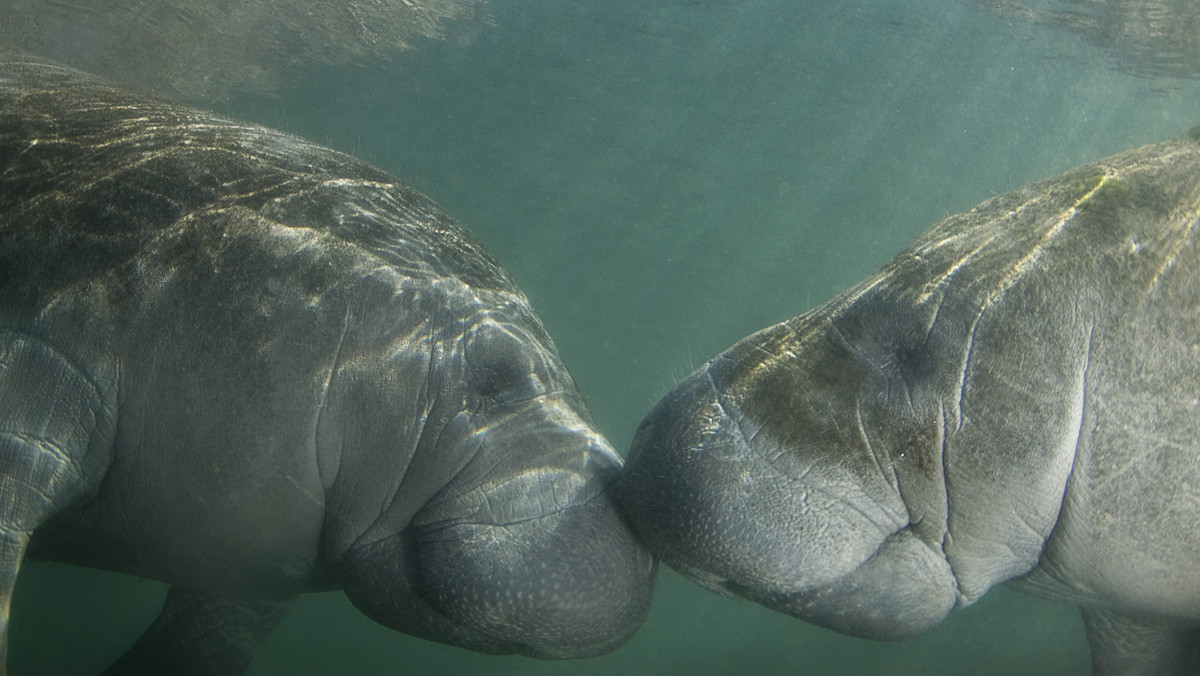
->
[620, 367, 957, 640]
[342, 410, 655, 659]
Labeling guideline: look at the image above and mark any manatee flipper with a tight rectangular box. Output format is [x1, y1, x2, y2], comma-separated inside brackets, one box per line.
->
[0, 332, 113, 665]
[102, 587, 289, 676]
[1081, 607, 1200, 676]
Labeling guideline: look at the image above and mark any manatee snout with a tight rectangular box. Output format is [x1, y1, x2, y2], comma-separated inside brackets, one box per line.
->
[619, 352, 957, 640]
[413, 487, 656, 658]
[343, 409, 655, 659]
[620, 361, 887, 593]
[342, 489, 655, 659]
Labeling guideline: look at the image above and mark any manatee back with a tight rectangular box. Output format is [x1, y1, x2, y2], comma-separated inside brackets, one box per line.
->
[0, 54, 518, 316]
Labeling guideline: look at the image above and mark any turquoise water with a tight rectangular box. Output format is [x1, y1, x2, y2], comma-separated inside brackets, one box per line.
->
[10, 1, 1200, 674]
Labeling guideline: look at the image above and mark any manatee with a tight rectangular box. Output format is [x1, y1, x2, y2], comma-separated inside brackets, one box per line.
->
[0, 55, 653, 675]
[619, 129, 1200, 675]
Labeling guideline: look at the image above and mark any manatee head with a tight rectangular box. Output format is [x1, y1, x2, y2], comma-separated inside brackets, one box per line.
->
[619, 308, 959, 640]
[293, 228, 655, 658]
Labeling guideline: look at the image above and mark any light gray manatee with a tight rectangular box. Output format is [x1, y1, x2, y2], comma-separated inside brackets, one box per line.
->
[619, 128, 1200, 675]
[0, 56, 653, 675]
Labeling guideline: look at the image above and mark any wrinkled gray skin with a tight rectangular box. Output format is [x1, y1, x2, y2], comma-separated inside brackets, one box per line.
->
[0, 56, 653, 675]
[620, 129, 1200, 675]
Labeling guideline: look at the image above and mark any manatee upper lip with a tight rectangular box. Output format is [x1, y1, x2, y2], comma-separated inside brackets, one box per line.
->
[704, 364, 906, 549]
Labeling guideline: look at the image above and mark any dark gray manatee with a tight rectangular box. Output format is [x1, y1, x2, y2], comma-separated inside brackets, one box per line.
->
[620, 129, 1200, 675]
[0, 56, 653, 674]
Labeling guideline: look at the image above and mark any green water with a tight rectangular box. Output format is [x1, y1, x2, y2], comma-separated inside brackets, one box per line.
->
[10, 1, 1200, 674]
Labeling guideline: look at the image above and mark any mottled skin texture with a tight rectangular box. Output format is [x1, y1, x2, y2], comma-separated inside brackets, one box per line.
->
[0, 57, 653, 675]
[620, 130, 1200, 675]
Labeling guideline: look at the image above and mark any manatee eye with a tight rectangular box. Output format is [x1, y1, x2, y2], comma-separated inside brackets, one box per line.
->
[463, 325, 544, 406]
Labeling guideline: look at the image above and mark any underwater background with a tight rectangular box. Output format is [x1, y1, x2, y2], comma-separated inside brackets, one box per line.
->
[9, 0, 1200, 674]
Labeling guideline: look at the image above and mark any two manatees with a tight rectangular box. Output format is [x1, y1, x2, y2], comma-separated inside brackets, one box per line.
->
[0, 56, 653, 674]
[620, 130, 1200, 675]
